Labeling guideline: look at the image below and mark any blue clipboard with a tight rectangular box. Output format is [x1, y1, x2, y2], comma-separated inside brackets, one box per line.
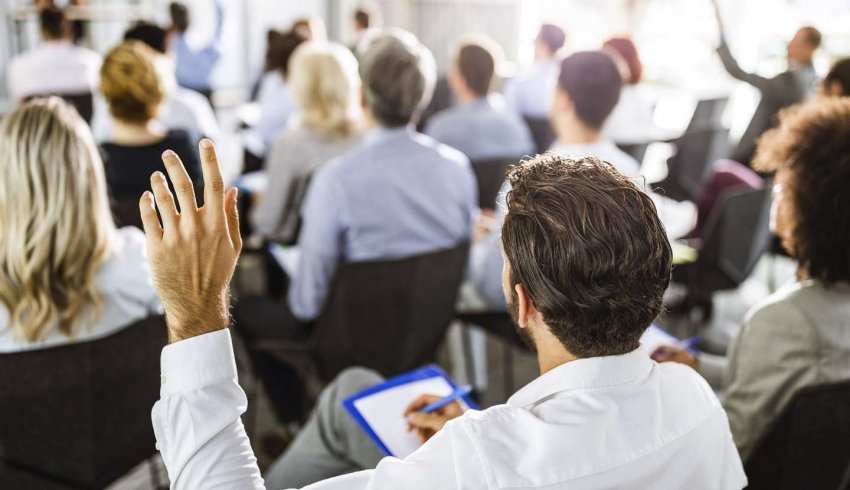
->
[342, 364, 478, 457]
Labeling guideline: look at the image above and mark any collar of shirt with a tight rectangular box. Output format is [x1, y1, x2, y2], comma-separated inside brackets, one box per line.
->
[507, 347, 653, 407]
[363, 124, 416, 146]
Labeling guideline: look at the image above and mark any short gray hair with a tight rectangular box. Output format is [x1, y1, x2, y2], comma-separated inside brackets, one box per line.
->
[357, 29, 436, 127]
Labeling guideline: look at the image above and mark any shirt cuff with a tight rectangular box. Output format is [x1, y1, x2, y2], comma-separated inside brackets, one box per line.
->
[160, 328, 237, 397]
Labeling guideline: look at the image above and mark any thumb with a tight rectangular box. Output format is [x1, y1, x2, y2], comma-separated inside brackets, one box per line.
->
[407, 412, 448, 433]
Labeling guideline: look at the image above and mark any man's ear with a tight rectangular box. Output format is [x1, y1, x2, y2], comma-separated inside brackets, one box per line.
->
[514, 282, 537, 328]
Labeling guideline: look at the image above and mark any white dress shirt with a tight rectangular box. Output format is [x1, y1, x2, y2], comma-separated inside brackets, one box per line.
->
[153, 329, 746, 489]
[7, 41, 101, 102]
[0, 227, 162, 352]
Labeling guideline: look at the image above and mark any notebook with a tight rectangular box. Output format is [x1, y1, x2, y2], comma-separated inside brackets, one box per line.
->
[640, 323, 680, 355]
[342, 365, 478, 458]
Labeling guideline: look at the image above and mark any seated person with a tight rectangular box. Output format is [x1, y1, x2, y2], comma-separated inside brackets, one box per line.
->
[424, 35, 533, 161]
[0, 97, 161, 352]
[91, 21, 220, 146]
[469, 51, 640, 310]
[654, 99, 850, 460]
[7, 7, 101, 103]
[99, 41, 202, 225]
[138, 145, 747, 488]
[251, 41, 363, 243]
[601, 36, 655, 147]
[822, 57, 850, 97]
[235, 29, 477, 424]
[168, 0, 224, 100]
[503, 24, 565, 119]
[243, 29, 309, 161]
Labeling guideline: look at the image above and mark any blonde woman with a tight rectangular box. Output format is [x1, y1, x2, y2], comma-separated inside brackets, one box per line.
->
[100, 40, 202, 225]
[0, 98, 161, 352]
[252, 41, 362, 242]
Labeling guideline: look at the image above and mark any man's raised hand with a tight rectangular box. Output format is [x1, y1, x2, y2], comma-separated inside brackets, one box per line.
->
[139, 139, 242, 343]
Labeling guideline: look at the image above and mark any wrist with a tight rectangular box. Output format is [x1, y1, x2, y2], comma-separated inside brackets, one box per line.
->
[164, 291, 231, 343]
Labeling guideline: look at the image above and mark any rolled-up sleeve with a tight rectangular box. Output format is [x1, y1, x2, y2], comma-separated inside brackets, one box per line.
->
[152, 329, 265, 489]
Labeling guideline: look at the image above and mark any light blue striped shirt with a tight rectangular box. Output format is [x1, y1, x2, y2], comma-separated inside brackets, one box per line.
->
[288, 125, 478, 321]
[425, 94, 535, 161]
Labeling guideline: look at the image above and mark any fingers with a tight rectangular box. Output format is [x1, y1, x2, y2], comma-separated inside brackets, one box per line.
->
[404, 394, 443, 416]
[225, 187, 242, 250]
[200, 139, 225, 222]
[161, 150, 198, 221]
[406, 412, 448, 433]
[150, 171, 179, 233]
[139, 191, 163, 241]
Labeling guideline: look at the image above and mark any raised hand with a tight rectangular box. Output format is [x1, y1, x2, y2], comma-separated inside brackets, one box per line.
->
[139, 139, 242, 343]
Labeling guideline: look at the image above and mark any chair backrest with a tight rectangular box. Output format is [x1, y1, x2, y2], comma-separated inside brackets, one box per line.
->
[745, 380, 850, 490]
[312, 242, 470, 381]
[278, 173, 313, 245]
[523, 116, 556, 155]
[685, 97, 728, 133]
[0, 316, 167, 489]
[662, 127, 729, 201]
[470, 158, 516, 209]
[615, 142, 650, 165]
[111, 196, 144, 230]
[699, 185, 772, 289]
[24, 93, 94, 126]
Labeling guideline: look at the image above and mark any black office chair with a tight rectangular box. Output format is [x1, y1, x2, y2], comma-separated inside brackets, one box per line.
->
[616, 142, 650, 164]
[24, 93, 94, 126]
[745, 380, 850, 490]
[655, 127, 730, 202]
[672, 185, 772, 320]
[0, 316, 167, 489]
[470, 157, 517, 209]
[685, 97, 728, 133]
[251, 242, 470, 382]
[523, 116, 556, 155]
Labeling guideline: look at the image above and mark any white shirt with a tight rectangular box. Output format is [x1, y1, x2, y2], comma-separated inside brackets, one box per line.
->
[550, 139, 641, 177]
[91, 87, 220, 145]
[503, 60, 560, 119]
[243, 71, 300, 157]
[603, 84, 655, 145]
[7, 41, 101, 102]
[153, 329, 746, 489]
[0, 227, 162, 352]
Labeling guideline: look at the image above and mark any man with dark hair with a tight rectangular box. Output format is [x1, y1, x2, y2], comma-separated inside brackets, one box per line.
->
[469, 51, 642, 310]
[424, 35, 533, 161]
[7, 6, 101, 102]
[168, 0, 224, 100]
[90, 21, 220, 145]
[141, 141, 747, 488]
[711, 0, 820, 166]
[504, 23, 566, 118]
[351, 2, 381, 49]
[234, 29, 477, 429]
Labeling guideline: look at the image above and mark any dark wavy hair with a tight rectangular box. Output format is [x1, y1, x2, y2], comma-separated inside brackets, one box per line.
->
[754, 99, 850, 285]
[501, 153, 672, 358]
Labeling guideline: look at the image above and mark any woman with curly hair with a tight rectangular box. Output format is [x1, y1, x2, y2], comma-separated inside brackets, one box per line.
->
[654, 99, 850, 460]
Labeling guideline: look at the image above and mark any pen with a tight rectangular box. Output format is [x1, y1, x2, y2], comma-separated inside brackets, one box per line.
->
[419, 386, 472, 414]
[678, 336, 700, 354]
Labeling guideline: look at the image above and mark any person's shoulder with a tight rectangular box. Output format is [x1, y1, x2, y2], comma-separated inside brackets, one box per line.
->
[741, 281, 819, 337]
[72, 45, 102, 64]
[427, 105, 466, 131]
[96, 228, 152, 287]
[412, 131, 470, 167]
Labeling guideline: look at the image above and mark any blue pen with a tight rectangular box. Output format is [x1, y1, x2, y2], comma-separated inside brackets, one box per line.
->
[678, 336, 700, 354]
[419, 386, 473, 414]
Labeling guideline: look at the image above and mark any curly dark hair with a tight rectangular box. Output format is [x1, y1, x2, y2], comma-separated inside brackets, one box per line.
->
[501, 153, 672, 358]
[754, 99, 850, 285]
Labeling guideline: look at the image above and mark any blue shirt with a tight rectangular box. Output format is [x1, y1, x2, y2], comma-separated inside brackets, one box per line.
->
[503, 60, 560, 119]
[288, 125, 478, 321]
[424, 94, 535, 161]
[173, 0, 224, 91]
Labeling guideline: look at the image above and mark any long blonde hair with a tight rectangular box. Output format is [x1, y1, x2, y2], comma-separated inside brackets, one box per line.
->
[0, 98, 116, 342]
[288, 41, 361, 138]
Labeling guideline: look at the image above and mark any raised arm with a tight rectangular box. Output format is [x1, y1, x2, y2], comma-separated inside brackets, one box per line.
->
[140, 140, 263, 489]
[710, 0, 773, 91]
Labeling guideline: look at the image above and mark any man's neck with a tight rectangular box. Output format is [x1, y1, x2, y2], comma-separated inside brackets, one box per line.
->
[555, 116, 603, 146]
[532, 328, 579, 375]
[456, 91, 482, 105]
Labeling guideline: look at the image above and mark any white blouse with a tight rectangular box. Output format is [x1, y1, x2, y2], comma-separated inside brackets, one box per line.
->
[0, 227, 163, 352]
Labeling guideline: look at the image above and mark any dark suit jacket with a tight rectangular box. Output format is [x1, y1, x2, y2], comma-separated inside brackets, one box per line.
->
[717, 43, 815, 165]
